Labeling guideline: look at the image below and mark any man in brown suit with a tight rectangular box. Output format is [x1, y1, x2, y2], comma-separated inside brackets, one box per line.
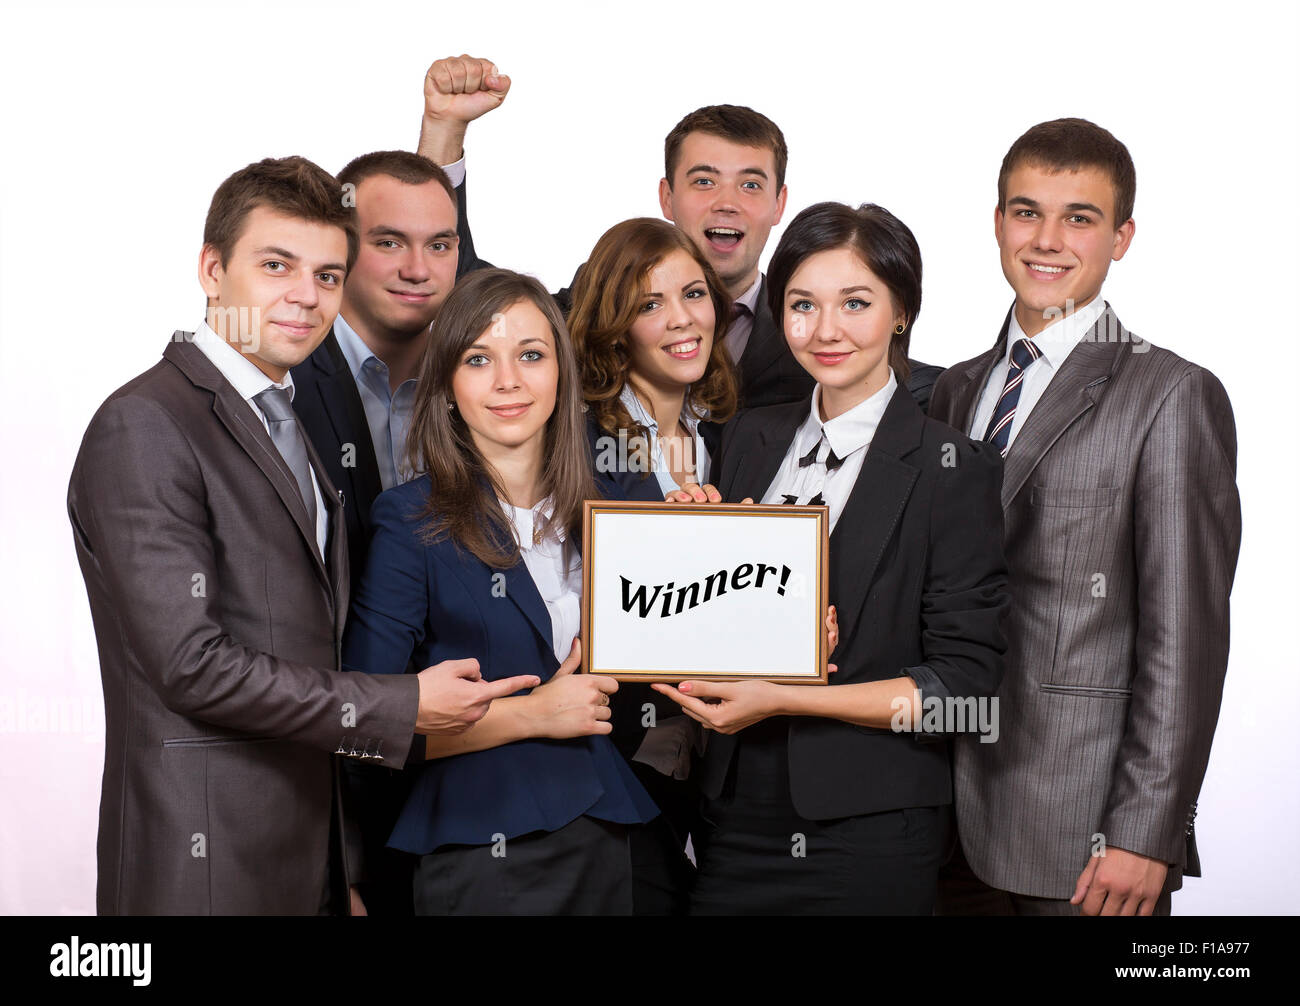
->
[67, 156, 538, 915]
[931, 119, 1241, 915]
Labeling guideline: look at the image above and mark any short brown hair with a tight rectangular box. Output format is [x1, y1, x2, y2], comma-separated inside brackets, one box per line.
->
[664, 105, 788, 190]
[337, 150, 456, 206]
[406, 268, 596, 569]
[568, 218, 738, 447]
[203, 155, 358, 272]
[998, 118, 1136, 225]
[766, 202, 922, 383]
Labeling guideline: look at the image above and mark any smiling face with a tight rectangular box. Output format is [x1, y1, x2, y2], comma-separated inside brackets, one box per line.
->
[996, 162, 1134, 337]
[198, 205, 348, 381]
[341, 174, 459, 341]
[450, 298, 559, 460]
[659, 132, 787, 298]
[625, 249, 717, 397]
[783, 246, 903, 419]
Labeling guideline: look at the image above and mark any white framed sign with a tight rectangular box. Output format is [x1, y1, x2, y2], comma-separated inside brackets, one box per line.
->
[581, 501, 830, 684]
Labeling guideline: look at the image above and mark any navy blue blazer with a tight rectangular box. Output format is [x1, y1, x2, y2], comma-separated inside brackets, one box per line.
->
[341, 477, 658, 854]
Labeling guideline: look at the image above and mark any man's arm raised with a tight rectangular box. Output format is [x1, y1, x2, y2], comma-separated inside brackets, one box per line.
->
[418, 53, 510, 166]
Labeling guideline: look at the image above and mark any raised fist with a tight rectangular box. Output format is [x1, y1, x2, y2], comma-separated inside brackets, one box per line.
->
[423, 53, 510, 126]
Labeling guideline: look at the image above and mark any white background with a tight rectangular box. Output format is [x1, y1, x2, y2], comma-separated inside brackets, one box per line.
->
[1, 0, 1296, 914]
[589, 509, 822, 676]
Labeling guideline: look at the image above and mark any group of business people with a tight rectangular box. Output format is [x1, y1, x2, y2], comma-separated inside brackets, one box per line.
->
[67, 53, 1241, 917]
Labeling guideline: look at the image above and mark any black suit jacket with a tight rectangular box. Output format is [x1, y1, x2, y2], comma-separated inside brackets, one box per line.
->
[291, 327, 384, 601]
[701, 385, 1009, 819]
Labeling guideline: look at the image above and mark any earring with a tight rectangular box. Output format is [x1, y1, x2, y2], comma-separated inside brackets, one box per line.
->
[447, 401, 457, 412]
[894, 323, 906, 336]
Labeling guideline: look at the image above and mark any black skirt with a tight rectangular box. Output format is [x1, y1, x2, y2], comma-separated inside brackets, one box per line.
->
[691, 718, 951, 915]
[412, 815, 633, 915]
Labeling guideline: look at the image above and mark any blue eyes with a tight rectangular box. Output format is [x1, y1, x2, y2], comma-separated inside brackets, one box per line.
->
[463, 350, 545, 367]
[789, 298, 870, 312]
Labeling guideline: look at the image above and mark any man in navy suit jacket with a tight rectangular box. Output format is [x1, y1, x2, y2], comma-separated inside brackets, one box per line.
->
[413, 55, 946, 413]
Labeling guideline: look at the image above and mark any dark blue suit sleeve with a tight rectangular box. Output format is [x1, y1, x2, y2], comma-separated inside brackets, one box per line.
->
[343, 490, 431, 677]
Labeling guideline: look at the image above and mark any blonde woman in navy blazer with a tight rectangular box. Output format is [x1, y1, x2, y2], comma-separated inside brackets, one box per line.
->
[659, 203, 1010, 914]
[343, 269, 656, 915]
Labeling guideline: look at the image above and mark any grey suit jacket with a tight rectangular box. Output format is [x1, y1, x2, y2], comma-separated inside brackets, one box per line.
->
[67, 336, 420, 915]
[929, 304, 1240, 899]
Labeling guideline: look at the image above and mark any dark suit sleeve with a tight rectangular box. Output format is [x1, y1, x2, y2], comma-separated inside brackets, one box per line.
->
[904, 438, 1009, 722]
[927, 368, 961, 429]
[67, 395, 419, 755]
[454, 178, 494, 279]
[904, 361, 946, 416]
[343, 490, 433, 678]
[1099, 367, 1240, 864]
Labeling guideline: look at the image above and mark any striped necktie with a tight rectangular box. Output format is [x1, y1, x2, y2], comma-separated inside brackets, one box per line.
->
[983, 337, 1042, 456]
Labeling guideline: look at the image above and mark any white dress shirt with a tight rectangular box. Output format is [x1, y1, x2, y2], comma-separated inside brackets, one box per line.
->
[968, 295, 1108, 450]
[760, 370, 898, 532]
[191, 322, 329, 557]
[333, 314, 418, 490]
[619, 385, 711, 495]
[501, 498, 582, 665]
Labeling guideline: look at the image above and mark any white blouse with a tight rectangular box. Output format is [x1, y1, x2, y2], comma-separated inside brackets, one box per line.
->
[760, 370, 898, 533]
[619, 385, 711, 495]
[500, 498, 582, 664]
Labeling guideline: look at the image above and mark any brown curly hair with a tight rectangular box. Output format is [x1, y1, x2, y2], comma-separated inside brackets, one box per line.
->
[567, 218, 738, 443]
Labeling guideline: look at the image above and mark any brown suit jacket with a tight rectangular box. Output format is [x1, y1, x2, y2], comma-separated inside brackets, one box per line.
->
[929, 304, 1241, 899]
[67, 335, 420, 915]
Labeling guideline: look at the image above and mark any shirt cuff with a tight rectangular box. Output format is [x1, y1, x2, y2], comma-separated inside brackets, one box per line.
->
[441, 156, 466, 188]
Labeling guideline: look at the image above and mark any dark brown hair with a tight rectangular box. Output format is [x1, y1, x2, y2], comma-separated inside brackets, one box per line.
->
[203, 155, 358, 271]
[766, 202, 922, 382]
[567, 218, 738, 445]
[998, 118, 1136, 225]
[337, 150, 456, 206]
[405, 268, 595, 569]
[664, 105, 788, 191]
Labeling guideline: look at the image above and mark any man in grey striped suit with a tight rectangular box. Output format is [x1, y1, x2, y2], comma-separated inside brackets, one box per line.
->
[931, 118, 1241, 915]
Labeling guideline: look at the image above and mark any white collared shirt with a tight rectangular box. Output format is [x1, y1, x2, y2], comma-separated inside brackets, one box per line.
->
[500, 498, 582, 665]
[619, 385, 711, 495]
[333, 314, 419, 491]
[760, 370, 899, 532]
[191, 322, 329, 557]
[968, 295, 1108, 450]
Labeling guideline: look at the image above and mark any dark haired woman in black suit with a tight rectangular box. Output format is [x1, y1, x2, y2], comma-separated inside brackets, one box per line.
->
[658, 202, 1009, 915]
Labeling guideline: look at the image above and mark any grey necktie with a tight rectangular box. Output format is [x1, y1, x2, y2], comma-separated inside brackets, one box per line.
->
[252, 387, 317, 528]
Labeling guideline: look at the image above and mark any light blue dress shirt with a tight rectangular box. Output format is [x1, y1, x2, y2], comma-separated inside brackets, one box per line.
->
[332, 314, 419, 491]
